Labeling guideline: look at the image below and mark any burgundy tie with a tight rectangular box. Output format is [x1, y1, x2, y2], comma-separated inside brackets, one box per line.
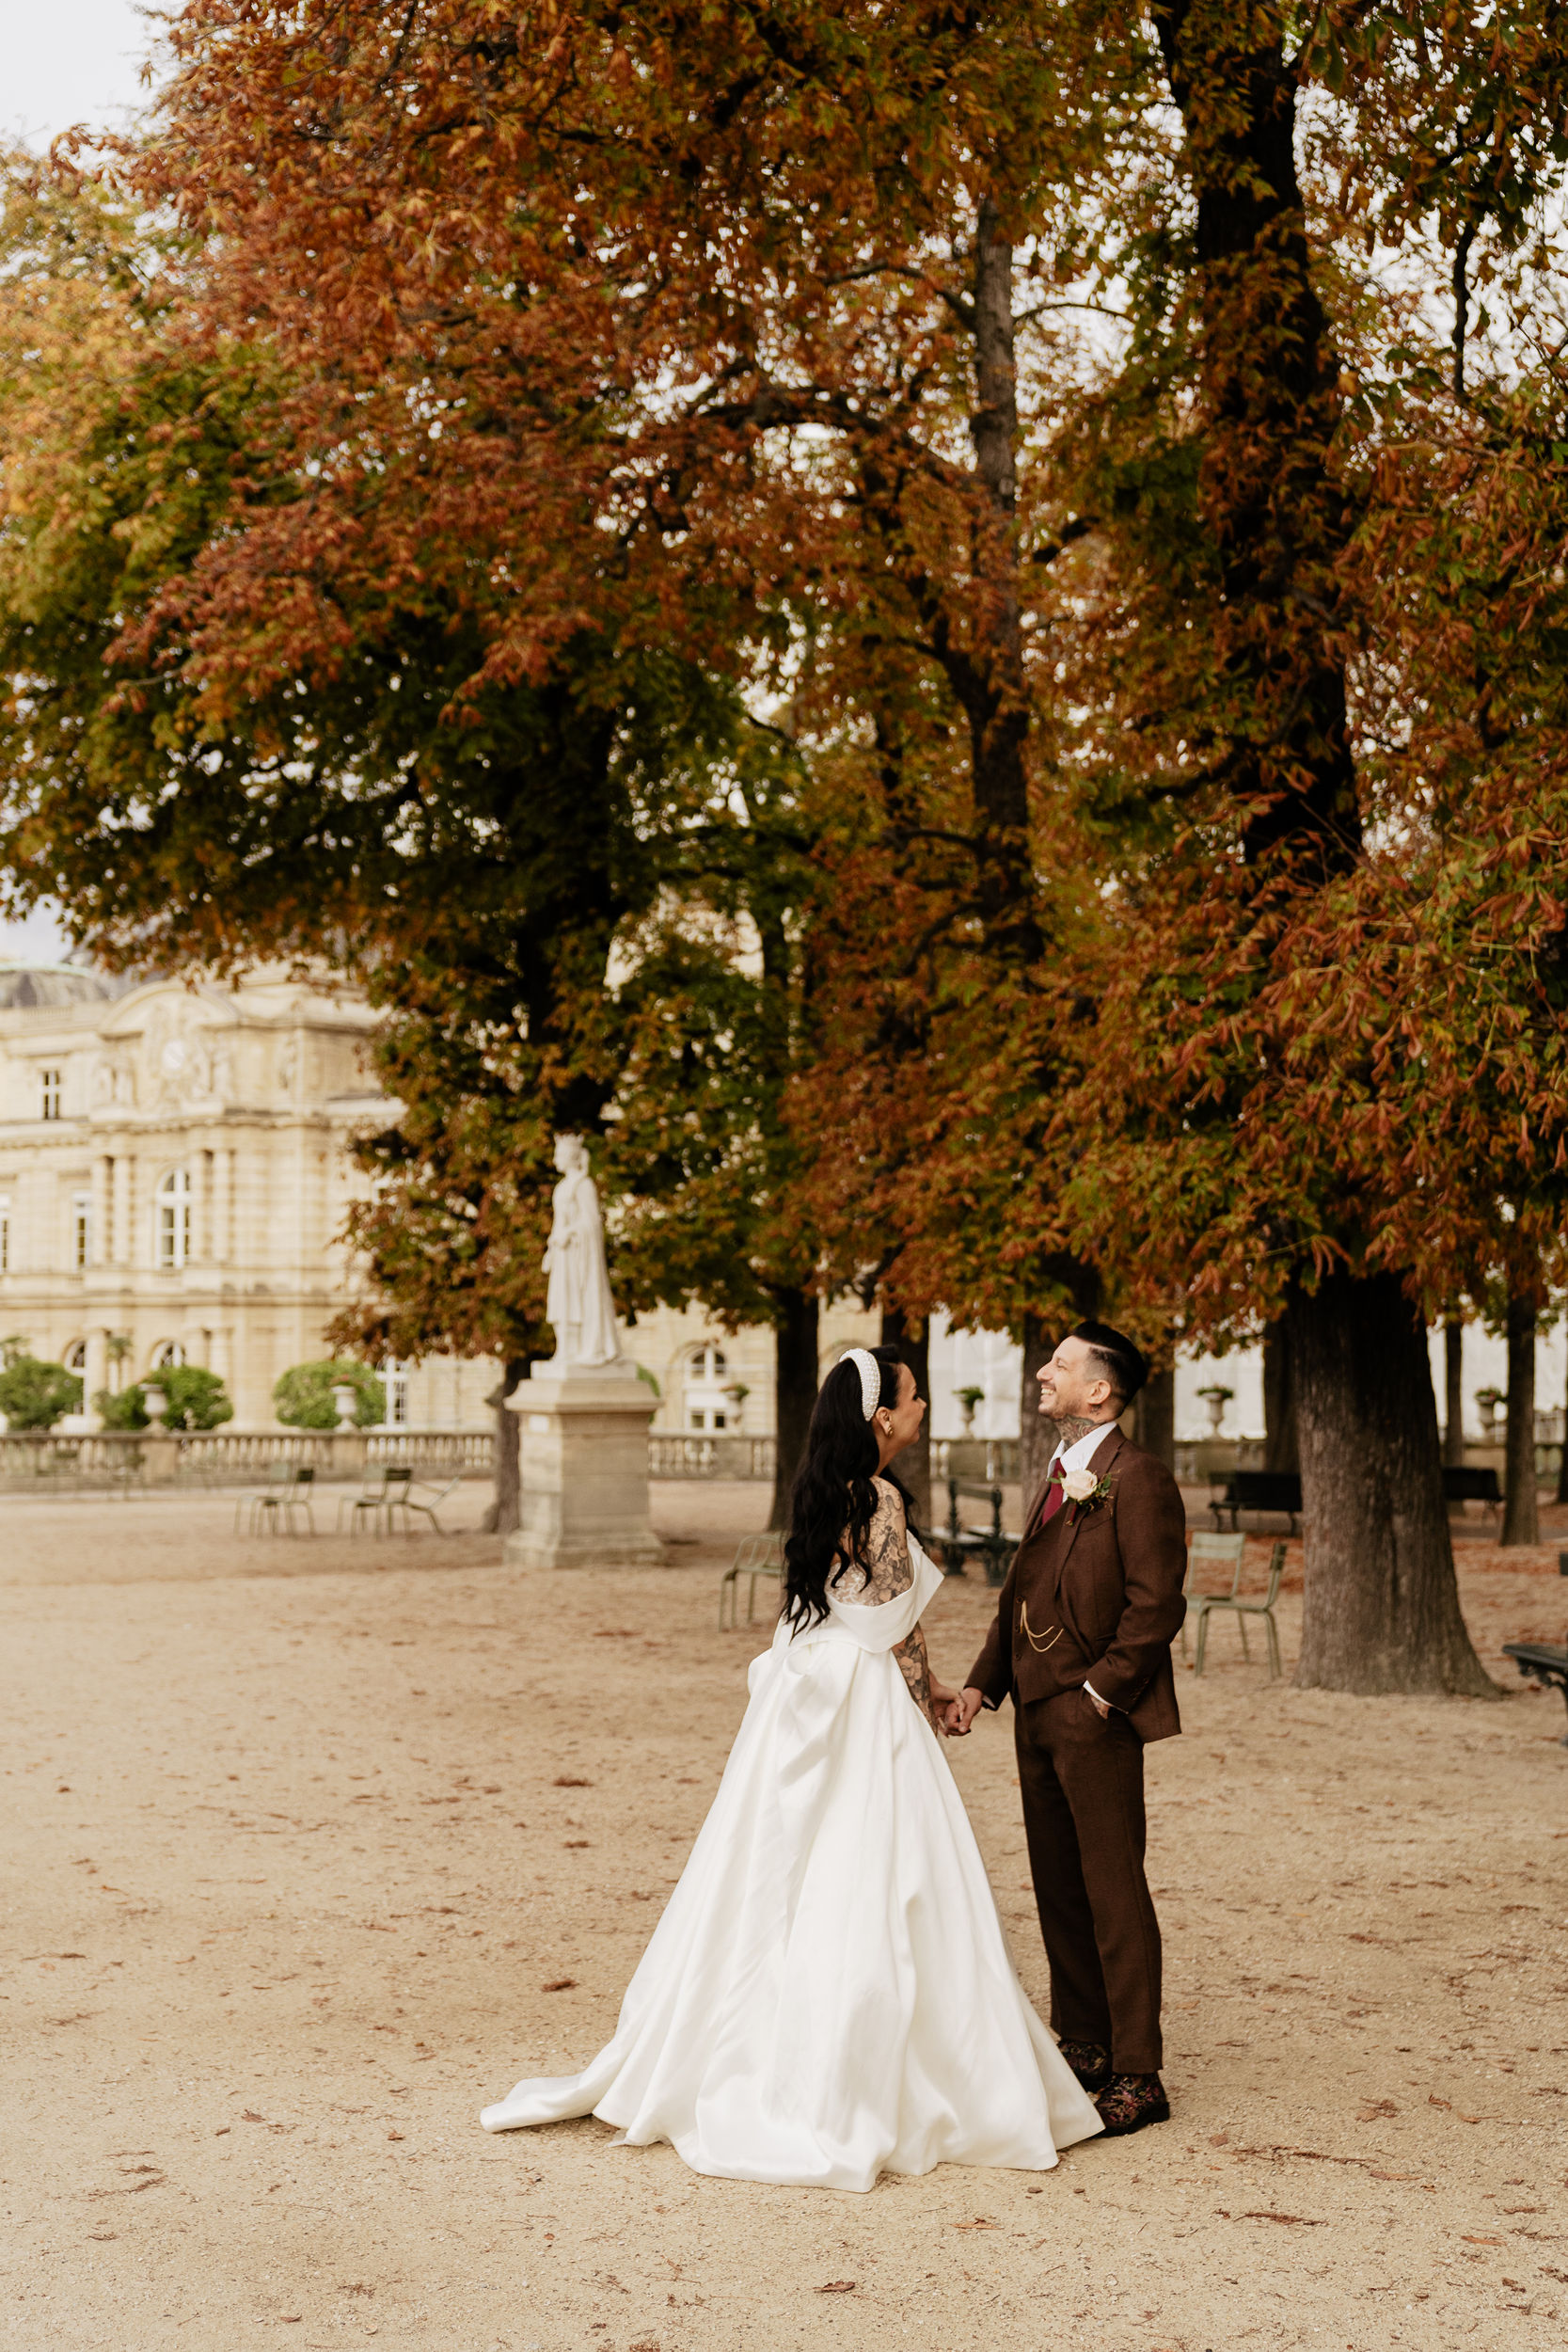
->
[1034, 1467, 1066, 1533]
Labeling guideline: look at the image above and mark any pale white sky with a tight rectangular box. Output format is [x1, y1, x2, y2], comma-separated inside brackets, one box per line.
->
[1, 2, 164, 961]
[1, 0, 162, 150]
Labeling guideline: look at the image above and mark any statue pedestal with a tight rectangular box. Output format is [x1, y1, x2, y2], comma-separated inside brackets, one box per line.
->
[504, 1364, 667, 1570]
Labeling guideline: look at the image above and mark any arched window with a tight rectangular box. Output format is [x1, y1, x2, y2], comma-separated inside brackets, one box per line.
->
[150, 1339, 186, 1371]
[0, 1192, 10, 1274]
[683, 1342, 734, 1433]
[155, 1168, 191, 1269]
[63, 1340, 87, 1372]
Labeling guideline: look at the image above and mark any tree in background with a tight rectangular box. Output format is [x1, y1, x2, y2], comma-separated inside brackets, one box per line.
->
[0, 156, 771, 1530]
[273, 1360, 387, 1432]
[95, 1366, 233, 1431]
[325, 992, 557, 1534]
[603, 710, 828, 1525]
[1043, 1, 1568, 1693]
[0, 1346, 82, 1430]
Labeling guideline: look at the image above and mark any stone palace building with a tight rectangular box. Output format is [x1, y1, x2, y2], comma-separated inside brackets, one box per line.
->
[0, 960, 878, 1436]
[0, 961, 499, 1428]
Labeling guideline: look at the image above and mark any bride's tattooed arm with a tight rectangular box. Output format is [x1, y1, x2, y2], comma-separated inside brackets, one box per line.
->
[893, 1624, 934, 1719]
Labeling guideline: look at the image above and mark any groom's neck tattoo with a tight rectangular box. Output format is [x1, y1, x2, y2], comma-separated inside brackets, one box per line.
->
[1052, 1415, 1101, 1445]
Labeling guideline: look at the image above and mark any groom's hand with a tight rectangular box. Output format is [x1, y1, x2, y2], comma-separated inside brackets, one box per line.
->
[927, 1675, 961, 1736]
[946, 1686, 985, 1736]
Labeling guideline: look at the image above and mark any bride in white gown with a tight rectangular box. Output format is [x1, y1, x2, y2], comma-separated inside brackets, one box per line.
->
[480, 1343, 1101, 2189]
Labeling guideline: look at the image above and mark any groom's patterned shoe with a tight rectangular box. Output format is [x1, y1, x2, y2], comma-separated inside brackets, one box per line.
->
[1095, 2072, 1170, 2137]
[1058, 2040, 1111, 2093]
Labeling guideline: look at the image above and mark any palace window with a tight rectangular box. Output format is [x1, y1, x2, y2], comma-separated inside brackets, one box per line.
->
[155, 1167, 192, 1270]
[0, 1194, 9, 1274]
[385, 1359, 412, 1427]
[64, 1341, 87, 1373]
[151, 1339, 186, 1370]
[40, 1068, 62, 1120]
[73, 1193, 91, 1272]
[683, 1343, 733, 1433]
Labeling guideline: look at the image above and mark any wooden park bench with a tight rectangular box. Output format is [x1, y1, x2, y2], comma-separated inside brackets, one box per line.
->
[1442, 1464, 1502, 1519]
[1502, 1639, 1568, 1744]
[938, 1478, 1019, 1587]
[1209, 1469, 1303, 1534]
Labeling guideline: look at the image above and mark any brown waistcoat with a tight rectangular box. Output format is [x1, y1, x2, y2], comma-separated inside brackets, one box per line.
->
[966, 1429, 1188, 1742]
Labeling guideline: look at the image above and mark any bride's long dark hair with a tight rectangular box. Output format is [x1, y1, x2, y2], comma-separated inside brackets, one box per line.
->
[783, 1346, 917, 1632]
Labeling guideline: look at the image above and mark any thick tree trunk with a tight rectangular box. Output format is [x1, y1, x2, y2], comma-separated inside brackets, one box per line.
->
[880, 1304, 931, 1532]
[1151, 2, 1359, 875]
[1288, 1270, 1495, 1696]
[1132, 1364, 1176, 1471]
[1019, 1311, 1055, 1508]
[769, 1287, 820, 1531]
[1501, 1289, 1538, 1548]
[483, 1355, 529, 1537]
[1261, 1317, 1299, 1474]
[1443, 1317, 1465, 1469]
[957, 199, 1040, 956]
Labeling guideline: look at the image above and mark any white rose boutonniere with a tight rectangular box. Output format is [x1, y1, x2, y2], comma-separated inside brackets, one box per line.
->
[1059, 1464, 1117, 1517]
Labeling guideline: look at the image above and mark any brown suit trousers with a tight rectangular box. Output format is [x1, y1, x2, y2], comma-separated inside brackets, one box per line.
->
[1015, 1690, 1164, 2071]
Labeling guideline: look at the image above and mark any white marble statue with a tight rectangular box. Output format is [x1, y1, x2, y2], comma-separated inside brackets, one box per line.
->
[543, 1135, 624, 1371]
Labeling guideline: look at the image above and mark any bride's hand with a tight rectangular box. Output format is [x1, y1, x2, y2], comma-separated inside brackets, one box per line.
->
[927, 1675, 960, 1735]
[944, 1685, 984, 1737]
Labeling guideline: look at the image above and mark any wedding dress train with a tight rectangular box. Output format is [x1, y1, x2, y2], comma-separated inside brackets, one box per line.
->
[480, 1535, 1102, 2188]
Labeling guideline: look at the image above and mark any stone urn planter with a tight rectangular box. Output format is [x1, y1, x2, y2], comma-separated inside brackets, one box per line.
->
[1196, 1384, 1233, 1436]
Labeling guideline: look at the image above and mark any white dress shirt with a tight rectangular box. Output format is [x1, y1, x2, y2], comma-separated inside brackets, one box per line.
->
[1047, 1421, 1120, 1486]
[1045, 1421, 1120, 1712]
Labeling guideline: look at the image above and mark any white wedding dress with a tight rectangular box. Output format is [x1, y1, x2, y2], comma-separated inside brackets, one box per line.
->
[481, 1520, 1102, 2189]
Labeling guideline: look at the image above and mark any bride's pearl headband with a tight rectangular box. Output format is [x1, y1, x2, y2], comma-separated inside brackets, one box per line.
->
[839, 1347, 881, 1422]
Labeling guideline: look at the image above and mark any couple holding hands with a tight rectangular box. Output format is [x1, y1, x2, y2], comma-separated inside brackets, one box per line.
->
[483, 1321, 1187, 2189]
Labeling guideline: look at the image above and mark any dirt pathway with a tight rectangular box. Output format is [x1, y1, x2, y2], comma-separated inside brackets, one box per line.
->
[2, 1489, 1565, 2350]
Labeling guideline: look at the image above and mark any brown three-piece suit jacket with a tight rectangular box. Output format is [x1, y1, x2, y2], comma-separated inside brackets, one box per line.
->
[968, 1425, 1187, 1740]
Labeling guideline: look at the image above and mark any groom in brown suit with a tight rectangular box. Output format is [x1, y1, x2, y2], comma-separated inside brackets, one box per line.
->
[948, 1322, 1186, 2137]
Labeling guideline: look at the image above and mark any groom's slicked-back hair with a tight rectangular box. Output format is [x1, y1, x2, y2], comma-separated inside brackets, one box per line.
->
[1069, 1320, 1148, 1406]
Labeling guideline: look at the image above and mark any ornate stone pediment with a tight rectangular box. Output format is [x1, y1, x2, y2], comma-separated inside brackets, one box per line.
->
[97, 986, 240, 1112]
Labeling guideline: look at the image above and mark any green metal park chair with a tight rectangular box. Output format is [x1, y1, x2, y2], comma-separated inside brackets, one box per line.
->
[337, 1462, 413, 1536]
[720, 1531, 784, 1630]
[1181, 1531, 1244, 1659]
[1191, 1538, 1287, 1679]
[236, 1460, 317, 1536]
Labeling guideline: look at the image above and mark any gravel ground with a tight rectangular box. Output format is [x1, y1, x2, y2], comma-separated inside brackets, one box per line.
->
[3, 1482, 1566, 2352]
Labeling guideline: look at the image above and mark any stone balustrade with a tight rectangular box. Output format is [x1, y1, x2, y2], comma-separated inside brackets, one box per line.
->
[0, 1424, 495, 1489]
